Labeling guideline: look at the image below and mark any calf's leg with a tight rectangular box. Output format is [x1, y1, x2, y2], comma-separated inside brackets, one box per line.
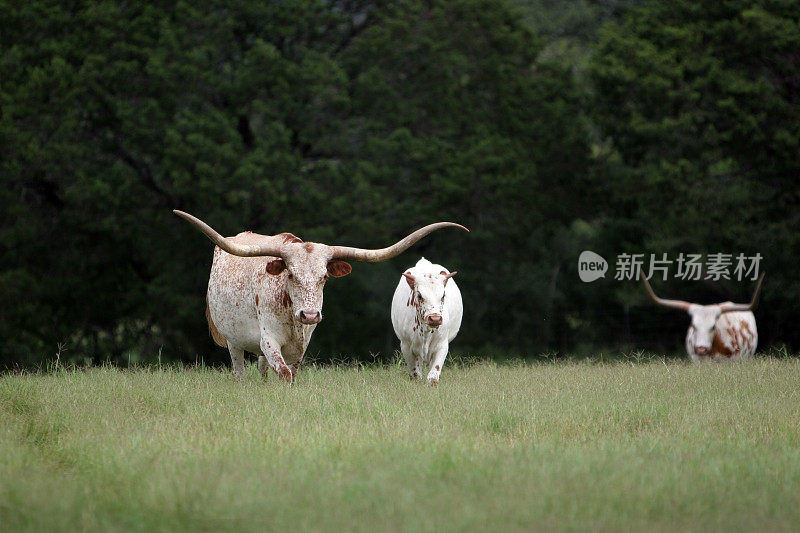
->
[426, 343, 449, 386]
[401, 340, 422, 380]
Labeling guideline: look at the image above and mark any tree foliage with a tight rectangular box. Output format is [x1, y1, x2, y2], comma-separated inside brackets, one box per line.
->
[1, 0, 796, 367]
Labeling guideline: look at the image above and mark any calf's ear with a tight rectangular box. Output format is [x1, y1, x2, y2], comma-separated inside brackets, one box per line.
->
[266, 259, 286, 275]
[327, 260, 352, 278]
[403, 272, 415, 290]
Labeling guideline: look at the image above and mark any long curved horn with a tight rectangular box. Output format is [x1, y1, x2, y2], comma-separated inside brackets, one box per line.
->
[173, 210, 285, 258]
[640, 269, 692, 311]
[329, 222, 469, 262]
[720, 272, 765, 312]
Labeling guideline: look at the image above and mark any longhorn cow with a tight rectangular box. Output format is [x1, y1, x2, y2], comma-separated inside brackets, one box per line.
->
[174, 210, 468, 383]
[641, 272, 764, 362]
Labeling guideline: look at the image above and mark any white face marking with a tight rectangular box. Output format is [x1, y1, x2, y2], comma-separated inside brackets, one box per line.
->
[413, 273, 448, 323]
[687, 304, 722, 351]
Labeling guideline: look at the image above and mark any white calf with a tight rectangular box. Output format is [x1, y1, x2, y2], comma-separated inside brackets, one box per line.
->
[391, 258, 463, 385]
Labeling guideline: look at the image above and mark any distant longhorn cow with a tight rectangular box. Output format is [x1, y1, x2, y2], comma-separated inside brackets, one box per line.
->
[174, 210, 468, 383]
[641, 272, 764, 362]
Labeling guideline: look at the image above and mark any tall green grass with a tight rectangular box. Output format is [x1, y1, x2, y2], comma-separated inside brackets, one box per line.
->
[2, 358, 800, 531]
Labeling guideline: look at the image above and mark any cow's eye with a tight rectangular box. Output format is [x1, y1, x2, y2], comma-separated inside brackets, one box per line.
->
[418, 295, 424, 303]
[287, 272, 294, 280]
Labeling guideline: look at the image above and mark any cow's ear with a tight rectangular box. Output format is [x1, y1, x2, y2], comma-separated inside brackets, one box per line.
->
[265, 259, 286, 276]
[327, 260, 352, 278]
[403, 272, 415, 290]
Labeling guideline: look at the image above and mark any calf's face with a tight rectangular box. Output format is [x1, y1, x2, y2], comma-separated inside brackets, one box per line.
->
[404, 270, 456, 328]
[687, 305, 722, 355]
[265, 243, 352, 325]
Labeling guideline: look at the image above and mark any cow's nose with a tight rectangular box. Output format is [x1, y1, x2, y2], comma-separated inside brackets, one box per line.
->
[297, 309, 322, 324]
[425, 314, 443, 327]
[695, 346, 709, 355]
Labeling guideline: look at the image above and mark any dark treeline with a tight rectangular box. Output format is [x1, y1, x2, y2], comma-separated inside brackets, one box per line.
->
[2, 0, 798, 367]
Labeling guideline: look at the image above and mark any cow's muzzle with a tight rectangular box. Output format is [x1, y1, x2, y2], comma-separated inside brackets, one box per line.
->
[424, 314, 443, 328]
[296, 309, 322, 325]
[694, 345, 710, 355]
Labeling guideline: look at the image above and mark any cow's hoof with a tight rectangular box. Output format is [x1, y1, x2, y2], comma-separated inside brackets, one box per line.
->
[427, 375, 439, 386]
[275, 365, 293, 384]
[257, 356, 269, 379]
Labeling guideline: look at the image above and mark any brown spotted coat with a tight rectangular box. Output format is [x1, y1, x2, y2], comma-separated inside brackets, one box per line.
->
[684, 308, 758, 362]
[206, 231, 351, 383]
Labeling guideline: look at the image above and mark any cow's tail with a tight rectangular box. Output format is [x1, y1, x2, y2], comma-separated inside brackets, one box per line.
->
[206, 303, 227, 347]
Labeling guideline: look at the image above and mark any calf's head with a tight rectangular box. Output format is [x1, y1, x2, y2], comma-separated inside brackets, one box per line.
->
[641, 271, 764, 355]
[174, 210, 468, 325]
[404, 269, 457, 329]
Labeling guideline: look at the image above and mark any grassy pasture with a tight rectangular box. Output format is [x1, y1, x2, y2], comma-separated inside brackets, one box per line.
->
[1, 357, 800, 532]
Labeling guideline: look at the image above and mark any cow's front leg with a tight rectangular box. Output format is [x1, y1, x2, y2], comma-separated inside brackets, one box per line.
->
[289, 359, 302, 381]
[259, 337, 293, 384]
[426, 343, 449, 386]
[401, 340, 422, 380]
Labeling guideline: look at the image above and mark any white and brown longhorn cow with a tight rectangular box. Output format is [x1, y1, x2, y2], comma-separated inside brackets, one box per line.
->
[641, 272, 764, 362]
[174, 210, 468, 383]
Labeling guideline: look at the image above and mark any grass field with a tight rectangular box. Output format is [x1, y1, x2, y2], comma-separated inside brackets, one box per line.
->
[2, 357, 800, 532]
